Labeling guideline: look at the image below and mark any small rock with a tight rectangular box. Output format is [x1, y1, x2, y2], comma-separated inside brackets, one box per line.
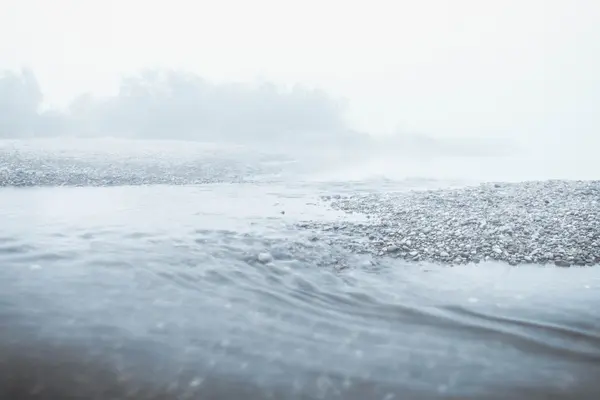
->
[385, 245, 399, 253]
[555, 260, 571, 268]
[257, 252, 273, 264]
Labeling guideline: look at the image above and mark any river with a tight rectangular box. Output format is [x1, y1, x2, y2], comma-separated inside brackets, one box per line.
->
[1, 139, 599, 399]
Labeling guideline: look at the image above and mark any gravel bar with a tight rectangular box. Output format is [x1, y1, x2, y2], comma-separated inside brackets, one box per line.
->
[0, 145, 287, 187]
[309, 180, 600, 267]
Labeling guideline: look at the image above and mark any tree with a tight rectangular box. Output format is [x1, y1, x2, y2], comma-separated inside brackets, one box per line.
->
[0, 68, 43, 137]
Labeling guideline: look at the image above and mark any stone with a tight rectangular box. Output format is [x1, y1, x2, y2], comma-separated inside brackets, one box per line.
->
[257, 252, 273, 264]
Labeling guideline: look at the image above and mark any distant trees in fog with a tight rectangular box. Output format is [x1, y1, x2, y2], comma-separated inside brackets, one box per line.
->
[0, 68, 514, 156]
[0, 69, 41, 137]
[0, 68, 362, 146]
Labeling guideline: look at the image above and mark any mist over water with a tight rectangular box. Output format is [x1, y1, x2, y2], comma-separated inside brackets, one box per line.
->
[308, 134, 600, 184]
[0, 0, 600, 400]
[316, 153, 600, 183]
[1, 1, 600, 395]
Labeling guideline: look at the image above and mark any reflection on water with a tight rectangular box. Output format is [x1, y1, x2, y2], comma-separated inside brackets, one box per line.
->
[1, 184, 599, 399]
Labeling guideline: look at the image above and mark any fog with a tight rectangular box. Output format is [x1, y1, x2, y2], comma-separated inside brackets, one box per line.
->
[0, 68, 354, 143]
[0, 68, 516, 158]
[1, 0, 599, 160]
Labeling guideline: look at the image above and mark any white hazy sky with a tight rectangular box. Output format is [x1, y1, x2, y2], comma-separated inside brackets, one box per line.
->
[1, 0, 599, 143]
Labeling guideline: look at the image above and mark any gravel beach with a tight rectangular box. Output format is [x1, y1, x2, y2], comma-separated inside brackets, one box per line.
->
[0, 140, 289, 187]
[308, 180, 600, 267]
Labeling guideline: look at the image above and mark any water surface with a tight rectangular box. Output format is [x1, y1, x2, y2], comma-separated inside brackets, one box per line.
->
[1, 140, 599, 399]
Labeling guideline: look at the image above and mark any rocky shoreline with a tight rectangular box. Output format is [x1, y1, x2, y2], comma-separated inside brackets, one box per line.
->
[309, 180, 600, 267]
[0, 142, 286, 187]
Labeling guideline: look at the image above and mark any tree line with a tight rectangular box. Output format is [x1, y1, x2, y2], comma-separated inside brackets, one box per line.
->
[0, 68, 365, 146]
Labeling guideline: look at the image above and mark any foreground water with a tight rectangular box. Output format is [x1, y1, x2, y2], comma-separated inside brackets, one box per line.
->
[1, 139, 600, 399]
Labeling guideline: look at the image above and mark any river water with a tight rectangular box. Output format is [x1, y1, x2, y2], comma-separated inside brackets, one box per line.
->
[1, 139, 599, 399]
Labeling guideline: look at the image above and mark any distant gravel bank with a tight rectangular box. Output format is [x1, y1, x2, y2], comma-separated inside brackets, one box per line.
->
[0, 139, 292, 187]
[308, 180, 600, 267]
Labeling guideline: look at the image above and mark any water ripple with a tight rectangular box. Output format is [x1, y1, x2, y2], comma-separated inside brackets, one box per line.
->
[1, 184, 600, 399]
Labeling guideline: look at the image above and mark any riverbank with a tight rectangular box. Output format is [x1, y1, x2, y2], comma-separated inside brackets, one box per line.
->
[309, 180, 600, 267]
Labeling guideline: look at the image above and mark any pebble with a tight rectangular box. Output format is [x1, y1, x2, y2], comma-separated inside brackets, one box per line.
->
[257, 252, 274, 264]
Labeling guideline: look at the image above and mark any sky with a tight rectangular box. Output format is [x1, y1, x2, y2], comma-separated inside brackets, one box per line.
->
[1, 0, 599, 146]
